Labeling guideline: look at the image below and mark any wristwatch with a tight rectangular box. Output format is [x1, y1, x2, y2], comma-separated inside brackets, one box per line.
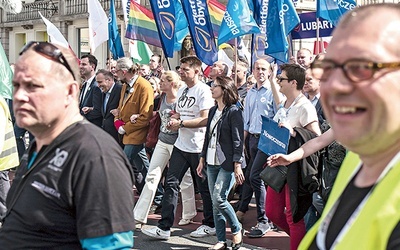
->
[179, 119, 185, 128]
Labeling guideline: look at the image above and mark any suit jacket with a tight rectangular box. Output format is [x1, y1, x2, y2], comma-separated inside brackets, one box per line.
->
[116, 76, 154, 145]
[200, 104, 244, 172]
[80, 78, 102, 127]
[101, 83, 122, 145]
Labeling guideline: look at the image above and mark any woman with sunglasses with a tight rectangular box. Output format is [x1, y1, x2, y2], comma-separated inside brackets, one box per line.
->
[197, 76, 245, 250]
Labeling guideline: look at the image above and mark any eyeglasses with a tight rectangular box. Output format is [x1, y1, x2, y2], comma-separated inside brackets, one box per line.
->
[211, 82, 223, 88]
[277, 76, 290, 83]
[310, 58, 400, 83]
[19, 41, 76, 80]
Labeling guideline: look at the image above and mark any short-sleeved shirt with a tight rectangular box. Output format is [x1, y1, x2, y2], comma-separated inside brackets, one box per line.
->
[174, 82, 214, 153]
[274, 94, 318, 129]
[0, 121, 135, 249]
[158, 94, 179, 145]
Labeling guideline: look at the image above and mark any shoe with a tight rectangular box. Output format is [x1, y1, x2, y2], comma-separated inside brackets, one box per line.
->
[178, 218, 194, 226]
[190, 225, 216, 238]
[142, 226, 170, 240]
[135, 220, 145, 230]
[247, 221, 271, 238]
[208, 242, 227, 250]
[235, 211, 245, 223]
[231, 226, 244, 250]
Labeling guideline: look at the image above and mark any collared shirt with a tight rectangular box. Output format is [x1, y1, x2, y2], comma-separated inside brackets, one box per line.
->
[305, 92, 321, 107]
[82, 75, 96, 100]
[243, 83, 277, 134]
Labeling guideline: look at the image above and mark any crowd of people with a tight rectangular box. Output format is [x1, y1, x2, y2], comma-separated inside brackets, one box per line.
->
[0, 3, 400, 250]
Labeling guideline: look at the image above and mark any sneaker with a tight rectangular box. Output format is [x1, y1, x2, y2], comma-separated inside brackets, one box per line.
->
[142, 226, 170, 240]
[190, 225, 216, 238]
[247, 222, 271, 238]
[178, 218, 194, 226]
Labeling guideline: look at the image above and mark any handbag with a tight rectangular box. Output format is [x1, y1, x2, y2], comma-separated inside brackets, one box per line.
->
[145, 94, 164, 148]
[260, 163, 287, 193]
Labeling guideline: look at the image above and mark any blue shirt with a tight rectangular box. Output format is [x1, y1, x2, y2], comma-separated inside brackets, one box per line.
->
[243, 83, 277, 134]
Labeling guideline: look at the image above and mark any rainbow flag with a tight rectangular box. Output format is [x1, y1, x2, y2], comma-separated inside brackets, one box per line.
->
[125, 1, 162, 48]
[208, 0, 225, 38]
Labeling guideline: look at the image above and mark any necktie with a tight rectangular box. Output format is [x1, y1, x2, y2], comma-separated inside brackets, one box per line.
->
[80, 81, 87, 104]
[123, 85, 131, 103]
[104, 92, 110, 112]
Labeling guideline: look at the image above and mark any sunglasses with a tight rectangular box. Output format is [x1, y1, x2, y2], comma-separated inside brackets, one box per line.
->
[311, 58, 400, 83]
[19, 41, 76, 80]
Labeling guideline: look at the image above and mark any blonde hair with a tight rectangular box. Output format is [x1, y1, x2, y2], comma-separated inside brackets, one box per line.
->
[162, 71, 184, 90]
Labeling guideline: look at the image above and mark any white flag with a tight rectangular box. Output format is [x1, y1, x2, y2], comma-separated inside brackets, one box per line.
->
[39, 12, 69, 48]
[87, 0, 109, 53]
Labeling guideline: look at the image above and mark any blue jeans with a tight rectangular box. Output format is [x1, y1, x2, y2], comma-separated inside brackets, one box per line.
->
[0, 171, 10, 220]
[158, 147, 214, 231]
[207, 165, 241, 242]
[124, 144, 149, 194]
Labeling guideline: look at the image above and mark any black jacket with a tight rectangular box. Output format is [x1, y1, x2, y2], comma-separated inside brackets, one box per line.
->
[200, 104, 244, 172]
[287, 127, 319, 223]
[101, 83, 122, 145]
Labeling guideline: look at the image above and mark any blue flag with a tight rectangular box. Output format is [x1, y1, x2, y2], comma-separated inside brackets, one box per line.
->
[265, 0, 299, 63]
[317, 0, 356, 26]
[174, 0, 189, 51]
[181, 0, 218, 66]
[218, 0, 260, 46]
[149, 0, 176, 58]
[108, 0, 124, 59]
[251, 0, 274, 66]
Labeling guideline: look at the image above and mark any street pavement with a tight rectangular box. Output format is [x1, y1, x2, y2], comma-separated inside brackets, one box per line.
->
[133, 195, 290, 250]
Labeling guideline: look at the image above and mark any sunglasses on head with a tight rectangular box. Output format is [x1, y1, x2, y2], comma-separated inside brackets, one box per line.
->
[19, 41, 76, 80]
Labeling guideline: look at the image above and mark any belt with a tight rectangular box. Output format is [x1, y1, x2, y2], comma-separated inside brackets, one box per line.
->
[251, 133, 260, 139]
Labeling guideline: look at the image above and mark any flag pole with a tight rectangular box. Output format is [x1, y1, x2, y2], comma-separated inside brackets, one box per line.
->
[234, 37, 238, 88]
[316, 17, 320, 54]
[108, 49, 112, 71]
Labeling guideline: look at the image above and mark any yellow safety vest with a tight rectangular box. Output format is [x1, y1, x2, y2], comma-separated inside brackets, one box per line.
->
[0, 97, 19, 171]
[299, 151, 400, 249]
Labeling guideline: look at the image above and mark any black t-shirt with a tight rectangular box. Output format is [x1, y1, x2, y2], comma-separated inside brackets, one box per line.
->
[0, 121, 135, 249]
[309, 174, 400, 249]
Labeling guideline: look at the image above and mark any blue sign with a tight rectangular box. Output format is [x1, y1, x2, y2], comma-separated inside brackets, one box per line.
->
[291, 12, 335, 40]
[258, 116, 290, 156]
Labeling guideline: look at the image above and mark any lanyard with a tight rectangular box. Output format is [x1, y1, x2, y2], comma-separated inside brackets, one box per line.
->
[316, 152, 400, 250]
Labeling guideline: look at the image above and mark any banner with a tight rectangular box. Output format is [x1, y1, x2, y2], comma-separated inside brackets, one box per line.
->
[108, 0, 124, 59]
[265, 0, 299, 63]
[291, 11, 334, 40]
[149, 0, 175, 57]
[181, 0, 218, 66]
[316, 0, 356, 26]
[218, 0, 260, 46]
[87, 0, 109, 53]
[258, 116, 290, 156]
[251, 0, 274, 66]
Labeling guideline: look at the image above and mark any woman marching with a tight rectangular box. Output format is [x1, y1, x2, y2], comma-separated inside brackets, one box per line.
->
[197, 76, 245, 250]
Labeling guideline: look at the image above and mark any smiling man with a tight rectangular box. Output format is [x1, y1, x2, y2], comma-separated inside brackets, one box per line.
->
[300, 4, 400, 250]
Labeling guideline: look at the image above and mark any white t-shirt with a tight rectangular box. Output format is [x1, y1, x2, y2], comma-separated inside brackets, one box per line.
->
[274, 94, 318, 129]
[174, 82, 214, 153]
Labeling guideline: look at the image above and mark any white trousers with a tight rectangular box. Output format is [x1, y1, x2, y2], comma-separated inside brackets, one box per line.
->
[134, 140, 196, 223]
